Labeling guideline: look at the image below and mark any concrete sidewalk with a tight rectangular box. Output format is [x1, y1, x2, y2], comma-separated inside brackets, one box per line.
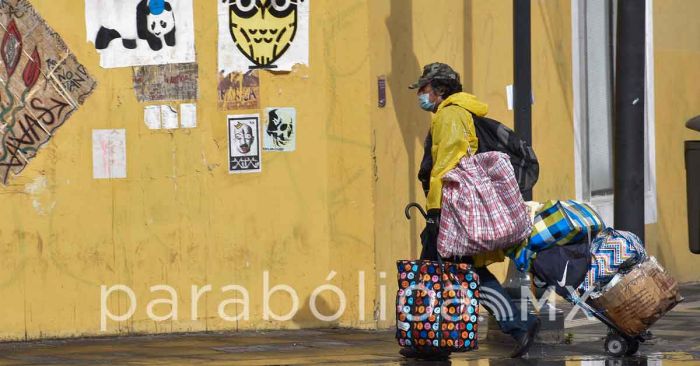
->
[0, 283, 698, 365]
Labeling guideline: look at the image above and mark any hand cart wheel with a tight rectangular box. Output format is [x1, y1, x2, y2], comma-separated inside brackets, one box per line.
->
[604, 333, 629, 357]
[625, 339, 640, 356]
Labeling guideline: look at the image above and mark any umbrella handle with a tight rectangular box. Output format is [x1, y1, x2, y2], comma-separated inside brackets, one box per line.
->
[404, 202, 427, 220]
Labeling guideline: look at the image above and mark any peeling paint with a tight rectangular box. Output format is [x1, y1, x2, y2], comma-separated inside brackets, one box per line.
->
[24, 177, 56, 216]
[24, 177, 47, 196]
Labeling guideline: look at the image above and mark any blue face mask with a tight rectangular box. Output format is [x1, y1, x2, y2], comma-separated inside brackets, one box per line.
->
[418, 93, 435, 112]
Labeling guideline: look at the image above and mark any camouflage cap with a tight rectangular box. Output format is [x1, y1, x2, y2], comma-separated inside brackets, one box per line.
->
[408, 62, 461, 89]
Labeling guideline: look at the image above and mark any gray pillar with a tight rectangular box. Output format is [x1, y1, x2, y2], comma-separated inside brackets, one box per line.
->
[613, 0, 646, 242]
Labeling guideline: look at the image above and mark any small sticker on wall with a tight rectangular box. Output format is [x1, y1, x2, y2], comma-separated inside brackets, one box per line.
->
[180, 103, 197, 129]
[378, 76, 387, 108]
[144, 104, 196, 130]
[218, 70, 260, 111]
[161, 105, 179, 129]
[228, 114, 261, 174]
[92, 129, 127, 179]
[263, 107, 296, 152]
[144, 105, 161, 129]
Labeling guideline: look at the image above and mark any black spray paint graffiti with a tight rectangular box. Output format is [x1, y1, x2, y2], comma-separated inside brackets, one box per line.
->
[0, 1, 31, 18]
[95, 0, 176, 51]
[266, 109, 293, 148]
[0, 98, 73, 184]
[46, 58, 90, 92]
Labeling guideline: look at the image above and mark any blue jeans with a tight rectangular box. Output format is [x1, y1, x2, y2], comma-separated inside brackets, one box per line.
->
[475, 266, 535, 340]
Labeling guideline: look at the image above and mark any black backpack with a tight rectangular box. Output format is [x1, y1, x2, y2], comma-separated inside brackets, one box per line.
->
[417, 113, 540, 197]
[472, 115, 539, 197]
[531, 241, 592, 299]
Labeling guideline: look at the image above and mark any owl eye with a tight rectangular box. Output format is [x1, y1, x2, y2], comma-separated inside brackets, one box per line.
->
[267, 0, 296, 17]
[270, 0, 291, 11]
[231, 0, 258, 18]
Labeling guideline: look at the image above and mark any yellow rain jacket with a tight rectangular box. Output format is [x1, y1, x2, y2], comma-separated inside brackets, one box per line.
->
[427, 92, 506, 267]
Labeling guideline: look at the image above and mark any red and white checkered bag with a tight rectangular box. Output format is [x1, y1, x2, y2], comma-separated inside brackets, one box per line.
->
[438, 151, 532, 257]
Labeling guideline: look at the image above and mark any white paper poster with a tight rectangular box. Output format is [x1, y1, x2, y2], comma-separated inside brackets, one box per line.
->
[263, 107, 296, 152]
[228, 114, 261, 174]
[92, 129, 127, 179]
[86, 0, 196, 68]
[180, 103, 197, 128]
[144, 105, 161, 129]
[161, 105, 179, 129]
[218, 0, 310, 73]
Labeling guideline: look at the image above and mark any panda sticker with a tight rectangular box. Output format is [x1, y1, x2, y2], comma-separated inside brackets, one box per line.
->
[86, 0, 196, 68]
[140, 0, 177, 50]
[95, 0, 176, 51]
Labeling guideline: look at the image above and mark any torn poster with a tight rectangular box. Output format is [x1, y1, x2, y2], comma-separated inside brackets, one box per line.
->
[263, 107, 295, 152]
[133, 62, 198, 102]
[92, 129, 127, 179]
[218, 70, 260, 110]
[180, 103, 196, 128]
[85, 0, 196, 68]
[144, 105, 161, 129]
[160, 105, 178, 129]
[218, 0, 309, 73]
[228, 114, 261, 174]
[0, 0, 97, 186]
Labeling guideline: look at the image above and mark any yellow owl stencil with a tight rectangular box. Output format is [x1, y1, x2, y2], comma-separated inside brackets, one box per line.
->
[226, 0, 304, 69]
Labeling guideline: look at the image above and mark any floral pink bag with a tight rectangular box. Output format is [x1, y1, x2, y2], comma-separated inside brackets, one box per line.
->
[437, 151, 532, 257]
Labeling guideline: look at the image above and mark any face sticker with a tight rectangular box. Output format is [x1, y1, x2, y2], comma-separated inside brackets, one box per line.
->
[146, 11, 175, 38]
[228, 114, 262, 173]
[234, 122, 255, 154]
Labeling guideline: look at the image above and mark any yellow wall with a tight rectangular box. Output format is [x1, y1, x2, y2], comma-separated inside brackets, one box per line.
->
[0, 0, 697, 341]
[0, 0, 378, 340]
[645, 0, 700, 283]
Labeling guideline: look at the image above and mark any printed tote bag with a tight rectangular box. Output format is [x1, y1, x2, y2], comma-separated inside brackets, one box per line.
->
[396, 259, 480, 352]
[581, 228, 647, 292]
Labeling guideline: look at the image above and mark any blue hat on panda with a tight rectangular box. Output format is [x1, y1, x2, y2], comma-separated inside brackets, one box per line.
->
[149, 0, 166, 15]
